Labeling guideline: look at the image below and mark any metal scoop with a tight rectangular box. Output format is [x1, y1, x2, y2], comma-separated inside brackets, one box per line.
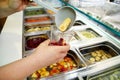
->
[32, 0, 76, 32]
[55, 6, 76, 32]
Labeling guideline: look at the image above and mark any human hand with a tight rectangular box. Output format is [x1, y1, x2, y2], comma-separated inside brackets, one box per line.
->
[0, 0, 36, 18]
[33, 39, 70, 67]
[8, 0, 37, 12]
[8, 0, 28, 12]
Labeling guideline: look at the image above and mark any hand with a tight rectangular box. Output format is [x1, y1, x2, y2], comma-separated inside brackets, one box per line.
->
[33, 39, 70, 67]
[0, 39, 70, 80]
[8, 0, 28, 12]
[8, 0, 37, 12]
[0, 0, 36, 18]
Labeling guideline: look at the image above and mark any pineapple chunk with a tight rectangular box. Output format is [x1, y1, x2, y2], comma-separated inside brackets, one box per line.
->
[59, 18, 71, 32]
[31, 73, 38, 78]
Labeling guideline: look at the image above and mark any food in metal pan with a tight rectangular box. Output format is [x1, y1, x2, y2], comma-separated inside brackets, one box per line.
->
[80, 31, 97, 38]
[89, 57, 95, 63]
[26, 26, 50, 33]
[25, 16, 51, 23]
[88, 68, 120, 80]
[31, 56, 77, 79]
[89, 50, 112, 63]
[25, 34, 48, 50]
[24, 9, 46, 16]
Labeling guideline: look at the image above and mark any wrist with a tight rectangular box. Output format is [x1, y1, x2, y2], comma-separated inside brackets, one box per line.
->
[28, 52, 44, 69]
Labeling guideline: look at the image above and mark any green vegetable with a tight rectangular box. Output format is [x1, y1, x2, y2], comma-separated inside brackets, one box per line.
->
[110, 75, 115, 80]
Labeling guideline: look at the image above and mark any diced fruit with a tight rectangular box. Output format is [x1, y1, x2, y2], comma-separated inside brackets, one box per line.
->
[26, 35, 48, 50]
[59, 18, 71, 32]
[31, 56, 77, 79]
[31, 73, 38, 78]
[49, 38, 66, 46]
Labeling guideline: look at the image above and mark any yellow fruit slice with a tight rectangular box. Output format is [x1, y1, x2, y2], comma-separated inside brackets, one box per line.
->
[59, 18, 71, 32]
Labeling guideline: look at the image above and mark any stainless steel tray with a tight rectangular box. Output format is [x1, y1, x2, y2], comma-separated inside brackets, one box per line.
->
[78, 41, 119, 65]
[87, 65, 120, 80]
[27, 50, 86, 80]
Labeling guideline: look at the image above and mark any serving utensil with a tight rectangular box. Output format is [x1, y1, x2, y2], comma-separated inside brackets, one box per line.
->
[31, 0, 76, 32]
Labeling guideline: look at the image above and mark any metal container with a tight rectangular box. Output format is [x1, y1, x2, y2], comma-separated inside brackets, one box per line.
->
[25, 34, 49, 51]
[27, 50, 85, 80]
[24, 15, 52, 24]
[79, 41, 119, 64]
[72, 28, 101, 41]
[24, 7, 47, 17]
[22, 7, 54, 56]
[73, 20, 86, 26]
[87, 64, 120, 80]
[24, 24, 51, 36]
[79, 28, 101, 39]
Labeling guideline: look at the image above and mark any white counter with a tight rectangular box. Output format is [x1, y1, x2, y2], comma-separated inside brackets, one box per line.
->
[0, 11, 23, 66]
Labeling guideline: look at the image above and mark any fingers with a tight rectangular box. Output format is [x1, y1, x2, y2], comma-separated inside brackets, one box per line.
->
[17, 5, 26, 11]
[40, 39, 50, 46]
[24, 0, 37, 6]
[22, 0, 29, 5]
[29, 2, 38, 6]
[57, 44, 70, 52]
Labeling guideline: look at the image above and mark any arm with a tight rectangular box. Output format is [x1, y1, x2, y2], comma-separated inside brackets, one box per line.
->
[0, 40, 70, 80]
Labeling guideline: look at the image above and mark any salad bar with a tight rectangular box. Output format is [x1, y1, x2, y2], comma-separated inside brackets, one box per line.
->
[22, 4, 120, 80]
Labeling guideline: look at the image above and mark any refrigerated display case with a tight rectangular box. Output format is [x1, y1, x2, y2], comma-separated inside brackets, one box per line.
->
[22, 2, 120, 80]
